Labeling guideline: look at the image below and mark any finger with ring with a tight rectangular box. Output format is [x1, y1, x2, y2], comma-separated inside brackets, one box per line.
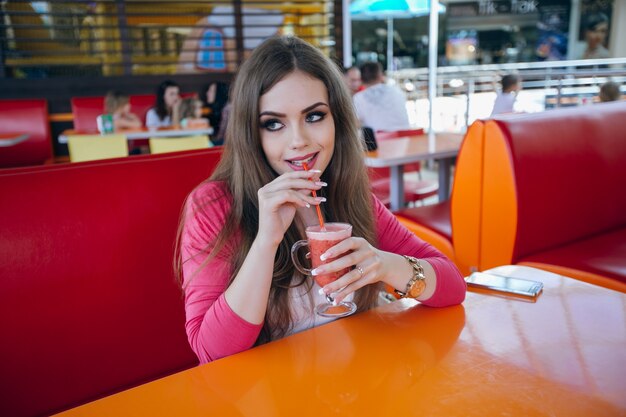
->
[356, 265, 364, 277]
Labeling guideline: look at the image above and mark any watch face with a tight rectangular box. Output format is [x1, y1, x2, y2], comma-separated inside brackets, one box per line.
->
[408, 279, 427, 298]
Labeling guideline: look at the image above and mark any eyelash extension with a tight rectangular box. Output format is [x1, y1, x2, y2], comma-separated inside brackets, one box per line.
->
[307, 111, 327, 121]
[261, 119, 282, 130]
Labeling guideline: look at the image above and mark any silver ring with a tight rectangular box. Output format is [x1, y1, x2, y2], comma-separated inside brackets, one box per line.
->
[356, 265, 364, 277]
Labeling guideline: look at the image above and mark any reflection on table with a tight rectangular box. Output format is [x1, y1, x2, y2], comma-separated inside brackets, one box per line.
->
[364, 132, 463, 211]
[58, 127, 214, 144]
[57, 266, 625, 416]
[0, 133, 29, 147]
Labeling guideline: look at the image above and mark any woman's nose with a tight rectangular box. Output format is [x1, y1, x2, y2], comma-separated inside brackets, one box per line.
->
[289, 125, 310, 149]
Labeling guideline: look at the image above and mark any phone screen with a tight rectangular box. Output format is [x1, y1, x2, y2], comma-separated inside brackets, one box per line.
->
[466, 272, 543, 298]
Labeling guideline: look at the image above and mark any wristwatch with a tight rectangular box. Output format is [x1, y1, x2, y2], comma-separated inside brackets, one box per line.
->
[394, 255, 426, 298]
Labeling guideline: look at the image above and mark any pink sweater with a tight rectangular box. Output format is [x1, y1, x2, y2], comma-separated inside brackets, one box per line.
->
[181, 181, 466, 363]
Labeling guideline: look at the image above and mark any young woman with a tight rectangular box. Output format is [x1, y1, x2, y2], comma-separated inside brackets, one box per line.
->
[176, 36, 466, 364]
[146, 79, 181, 128]
[179, 97, 209, 129]
[102, 90, 142, 131]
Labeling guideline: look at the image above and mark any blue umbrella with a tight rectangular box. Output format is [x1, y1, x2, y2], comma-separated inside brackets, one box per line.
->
[350, 0, 444, 17]
[350, 0, 445, 70]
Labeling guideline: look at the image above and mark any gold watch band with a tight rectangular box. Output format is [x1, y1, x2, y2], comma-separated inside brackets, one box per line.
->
[394, 255, 426, 298]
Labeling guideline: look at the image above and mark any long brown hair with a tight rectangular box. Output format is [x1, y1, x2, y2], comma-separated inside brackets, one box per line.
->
[175, 35, 380, 344]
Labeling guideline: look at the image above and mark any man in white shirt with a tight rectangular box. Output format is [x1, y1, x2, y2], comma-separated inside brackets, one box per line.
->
[353, 62, 410, 132]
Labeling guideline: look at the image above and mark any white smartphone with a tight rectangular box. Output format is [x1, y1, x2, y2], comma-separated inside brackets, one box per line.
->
[466, 272, 543, 298]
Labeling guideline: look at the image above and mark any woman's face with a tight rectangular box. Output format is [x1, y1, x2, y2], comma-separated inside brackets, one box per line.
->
[259, 70, 335, 176]
[586, 22, 608, 49]
[164, 86, 181, 109]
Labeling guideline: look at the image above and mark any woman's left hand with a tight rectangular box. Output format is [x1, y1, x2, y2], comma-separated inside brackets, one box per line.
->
[312, 237, 388, 304]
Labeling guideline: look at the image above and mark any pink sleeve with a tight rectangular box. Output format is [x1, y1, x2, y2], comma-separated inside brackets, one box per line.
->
[181, 182, 263, 363]
[373, 197, 466, 307]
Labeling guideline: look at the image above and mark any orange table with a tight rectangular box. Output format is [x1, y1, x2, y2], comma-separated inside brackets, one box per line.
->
[365, 132, 463, 210]
[0, 133, 29, 147]
[56, 266, 625, 416]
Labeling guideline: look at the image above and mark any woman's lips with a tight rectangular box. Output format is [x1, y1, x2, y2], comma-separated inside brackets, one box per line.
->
[286, 152, 318, 171]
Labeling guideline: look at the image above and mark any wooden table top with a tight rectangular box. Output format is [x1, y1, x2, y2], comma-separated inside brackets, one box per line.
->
[364, 132, 463, 168]
[56, 266, 625, 416]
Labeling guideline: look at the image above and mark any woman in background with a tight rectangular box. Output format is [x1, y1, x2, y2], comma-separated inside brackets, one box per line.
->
[146, 80, 181, 128]
[180, 97, 209, 129]
[581, 13, 610, 60]
[102, 90, 142, 131]
[203, 81, 231, 145]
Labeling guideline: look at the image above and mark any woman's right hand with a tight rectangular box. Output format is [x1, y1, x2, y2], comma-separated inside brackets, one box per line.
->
[257, 170, 326, 247]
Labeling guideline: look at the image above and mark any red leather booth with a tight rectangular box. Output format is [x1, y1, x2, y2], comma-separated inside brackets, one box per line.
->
[0, 148, 223, 416]
[0, 98, 53, 168]
[481, 102, 626, 291]
[397, 102, 626, 292]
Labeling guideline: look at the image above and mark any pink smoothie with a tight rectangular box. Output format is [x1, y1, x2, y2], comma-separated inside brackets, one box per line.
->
[306, 223, 352, 287]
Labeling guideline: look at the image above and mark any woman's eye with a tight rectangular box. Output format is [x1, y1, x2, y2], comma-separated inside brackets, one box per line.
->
[262, 119, 283, 131]
[306, 111, 326, 123]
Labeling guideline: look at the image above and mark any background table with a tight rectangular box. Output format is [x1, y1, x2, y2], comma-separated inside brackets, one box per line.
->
[364, 132, 463, 210]
[58, 127, 214, 144]
[57, 266, 625, 416]
[0, 133, 29, 147]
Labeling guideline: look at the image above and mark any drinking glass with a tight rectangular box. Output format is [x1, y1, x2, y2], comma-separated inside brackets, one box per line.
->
[291, 222, 357, 317]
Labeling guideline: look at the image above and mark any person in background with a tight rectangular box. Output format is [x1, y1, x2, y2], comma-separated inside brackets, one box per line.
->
[599, 81, 622, 102]
[353, 62, 410, 132]
[203, 81, 230, 140]
[212, 101, 231, 146]
[146, 80, 181, 129]
[175, 35, 466, 364]
[342, 66, 363, 96]
[581, 13, 610, 60]
[180, 97, 209, 129]
[491, 74, 522, 116]
[100, 90, 142, 132]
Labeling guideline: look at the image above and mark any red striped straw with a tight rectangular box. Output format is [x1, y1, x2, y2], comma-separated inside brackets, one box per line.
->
[302, 162, 326, 230]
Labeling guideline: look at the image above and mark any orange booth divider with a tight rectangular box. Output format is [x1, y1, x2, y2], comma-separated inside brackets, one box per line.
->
[395, 120, 485, 276]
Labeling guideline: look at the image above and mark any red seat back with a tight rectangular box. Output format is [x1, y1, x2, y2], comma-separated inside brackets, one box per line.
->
[0, 148, 223, 417]
[375, 128, 425, 140]
[0, 99, 52, 168]
[490, 102, 626, 261]
[129, 94, 157, 123]
[71, 96, 105, 133]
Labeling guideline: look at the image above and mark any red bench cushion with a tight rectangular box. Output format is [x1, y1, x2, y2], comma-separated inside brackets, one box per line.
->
[395, 201, 452, 239]
[519, 227, 626, 284]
